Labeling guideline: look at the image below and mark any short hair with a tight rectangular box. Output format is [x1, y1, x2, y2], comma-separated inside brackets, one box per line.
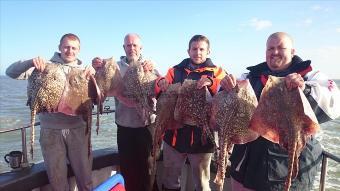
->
[59, 33, 80, 44]
[188, 35, 210, 50]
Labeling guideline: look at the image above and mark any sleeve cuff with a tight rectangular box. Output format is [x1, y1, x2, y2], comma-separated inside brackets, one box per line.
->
[303, 84, 311, 96]
[206, 76, 213, 87]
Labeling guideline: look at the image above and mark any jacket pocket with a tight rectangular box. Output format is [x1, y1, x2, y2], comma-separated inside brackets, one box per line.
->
[298, 137, 322, 173]
[267, 137, 322, 182]
[267, 145, 289, 182]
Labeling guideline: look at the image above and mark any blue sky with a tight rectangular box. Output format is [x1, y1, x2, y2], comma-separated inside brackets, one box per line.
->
[1, 0, 339, 79]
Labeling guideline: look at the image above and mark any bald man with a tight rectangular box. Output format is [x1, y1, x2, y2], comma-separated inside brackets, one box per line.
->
[220, 32, 340, 191]
[92, 33, 159, 191]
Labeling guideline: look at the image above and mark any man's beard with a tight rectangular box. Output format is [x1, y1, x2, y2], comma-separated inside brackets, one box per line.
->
[127, 54, 140, 64]
[127, 58, 138, 63]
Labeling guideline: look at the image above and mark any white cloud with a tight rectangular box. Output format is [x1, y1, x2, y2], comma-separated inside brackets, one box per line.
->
[336, 28, 340, 33]
[311, 5, 329, 12]
[249, 18, 272, 31]
[311, 5, 321, 11]
[295, 18, 313, 28]
[303, 19, 313, 26]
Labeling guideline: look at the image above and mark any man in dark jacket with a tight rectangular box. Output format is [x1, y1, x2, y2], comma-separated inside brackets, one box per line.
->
[156, 34, 226, 191]
[220, 32, 340, 191]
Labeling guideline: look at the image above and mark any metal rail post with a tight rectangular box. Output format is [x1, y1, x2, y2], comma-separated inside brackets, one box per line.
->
[20, 127, 29, 168]
[319, 155, 327, 191]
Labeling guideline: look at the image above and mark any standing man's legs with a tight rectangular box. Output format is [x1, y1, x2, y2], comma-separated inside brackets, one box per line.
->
[67, 127, 93, 191]
[117, 125, 156, 191]
[40, 128, 69, 191]
[188, 153, 212, 191]
[162, 142, 186, 190]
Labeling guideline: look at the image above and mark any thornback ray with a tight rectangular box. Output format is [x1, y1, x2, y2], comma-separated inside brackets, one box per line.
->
[210, 80, 259, 191]
[249, 75, 319, 191]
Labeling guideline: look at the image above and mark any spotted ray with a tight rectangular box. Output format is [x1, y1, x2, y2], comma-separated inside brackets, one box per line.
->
[27, 64, 66, 159]
[174, 79, 215, 145]
[152, 83, 181, 156]
[94, 57, 124, 102]
[210, 80, 259, 191]
[94, 57, 127, 131]
[27, 63, 99, 159]
[58, 66, 98, 135]
[123, 61, 158, 121]
[249, 75, 319, 191]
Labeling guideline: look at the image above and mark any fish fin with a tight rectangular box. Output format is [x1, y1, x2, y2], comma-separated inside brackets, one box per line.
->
[249, 115, 280, 143]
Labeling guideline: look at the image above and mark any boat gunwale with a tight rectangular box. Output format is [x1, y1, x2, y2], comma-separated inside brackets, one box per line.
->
[0, 148, 119, 191]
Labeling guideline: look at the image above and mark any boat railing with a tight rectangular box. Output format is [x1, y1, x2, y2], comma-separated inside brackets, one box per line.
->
[0, 109, 339, 191]
[319, 150, 340, 191]
[0, 106, 115, 169]
[0, 123, 33, 168]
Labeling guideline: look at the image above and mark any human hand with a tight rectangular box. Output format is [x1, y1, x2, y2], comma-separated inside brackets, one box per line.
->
[32, 57, 46, 72]
[84, 66, 96, 80]
[142, 60, 154, 72]
[285, 73, 305, 91]
[197, 77, 212, 89]
[92, 57, 105, 71]
[158, 78, 169, 92]
[220, 74, 237, 92]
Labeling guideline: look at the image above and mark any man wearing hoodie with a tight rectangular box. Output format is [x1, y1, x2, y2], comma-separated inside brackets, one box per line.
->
[6, 33, 93, 191]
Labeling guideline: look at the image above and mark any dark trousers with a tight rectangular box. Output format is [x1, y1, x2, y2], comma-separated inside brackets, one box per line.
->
[117, 124, 158, 191]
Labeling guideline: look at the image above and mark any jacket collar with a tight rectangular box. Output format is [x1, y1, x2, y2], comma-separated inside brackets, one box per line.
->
[175, 58, 215, 70]
[247, 55, 311, 77]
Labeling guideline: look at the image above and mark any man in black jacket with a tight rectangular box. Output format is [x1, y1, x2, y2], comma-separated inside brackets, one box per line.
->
[220, 32, 340, 191]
